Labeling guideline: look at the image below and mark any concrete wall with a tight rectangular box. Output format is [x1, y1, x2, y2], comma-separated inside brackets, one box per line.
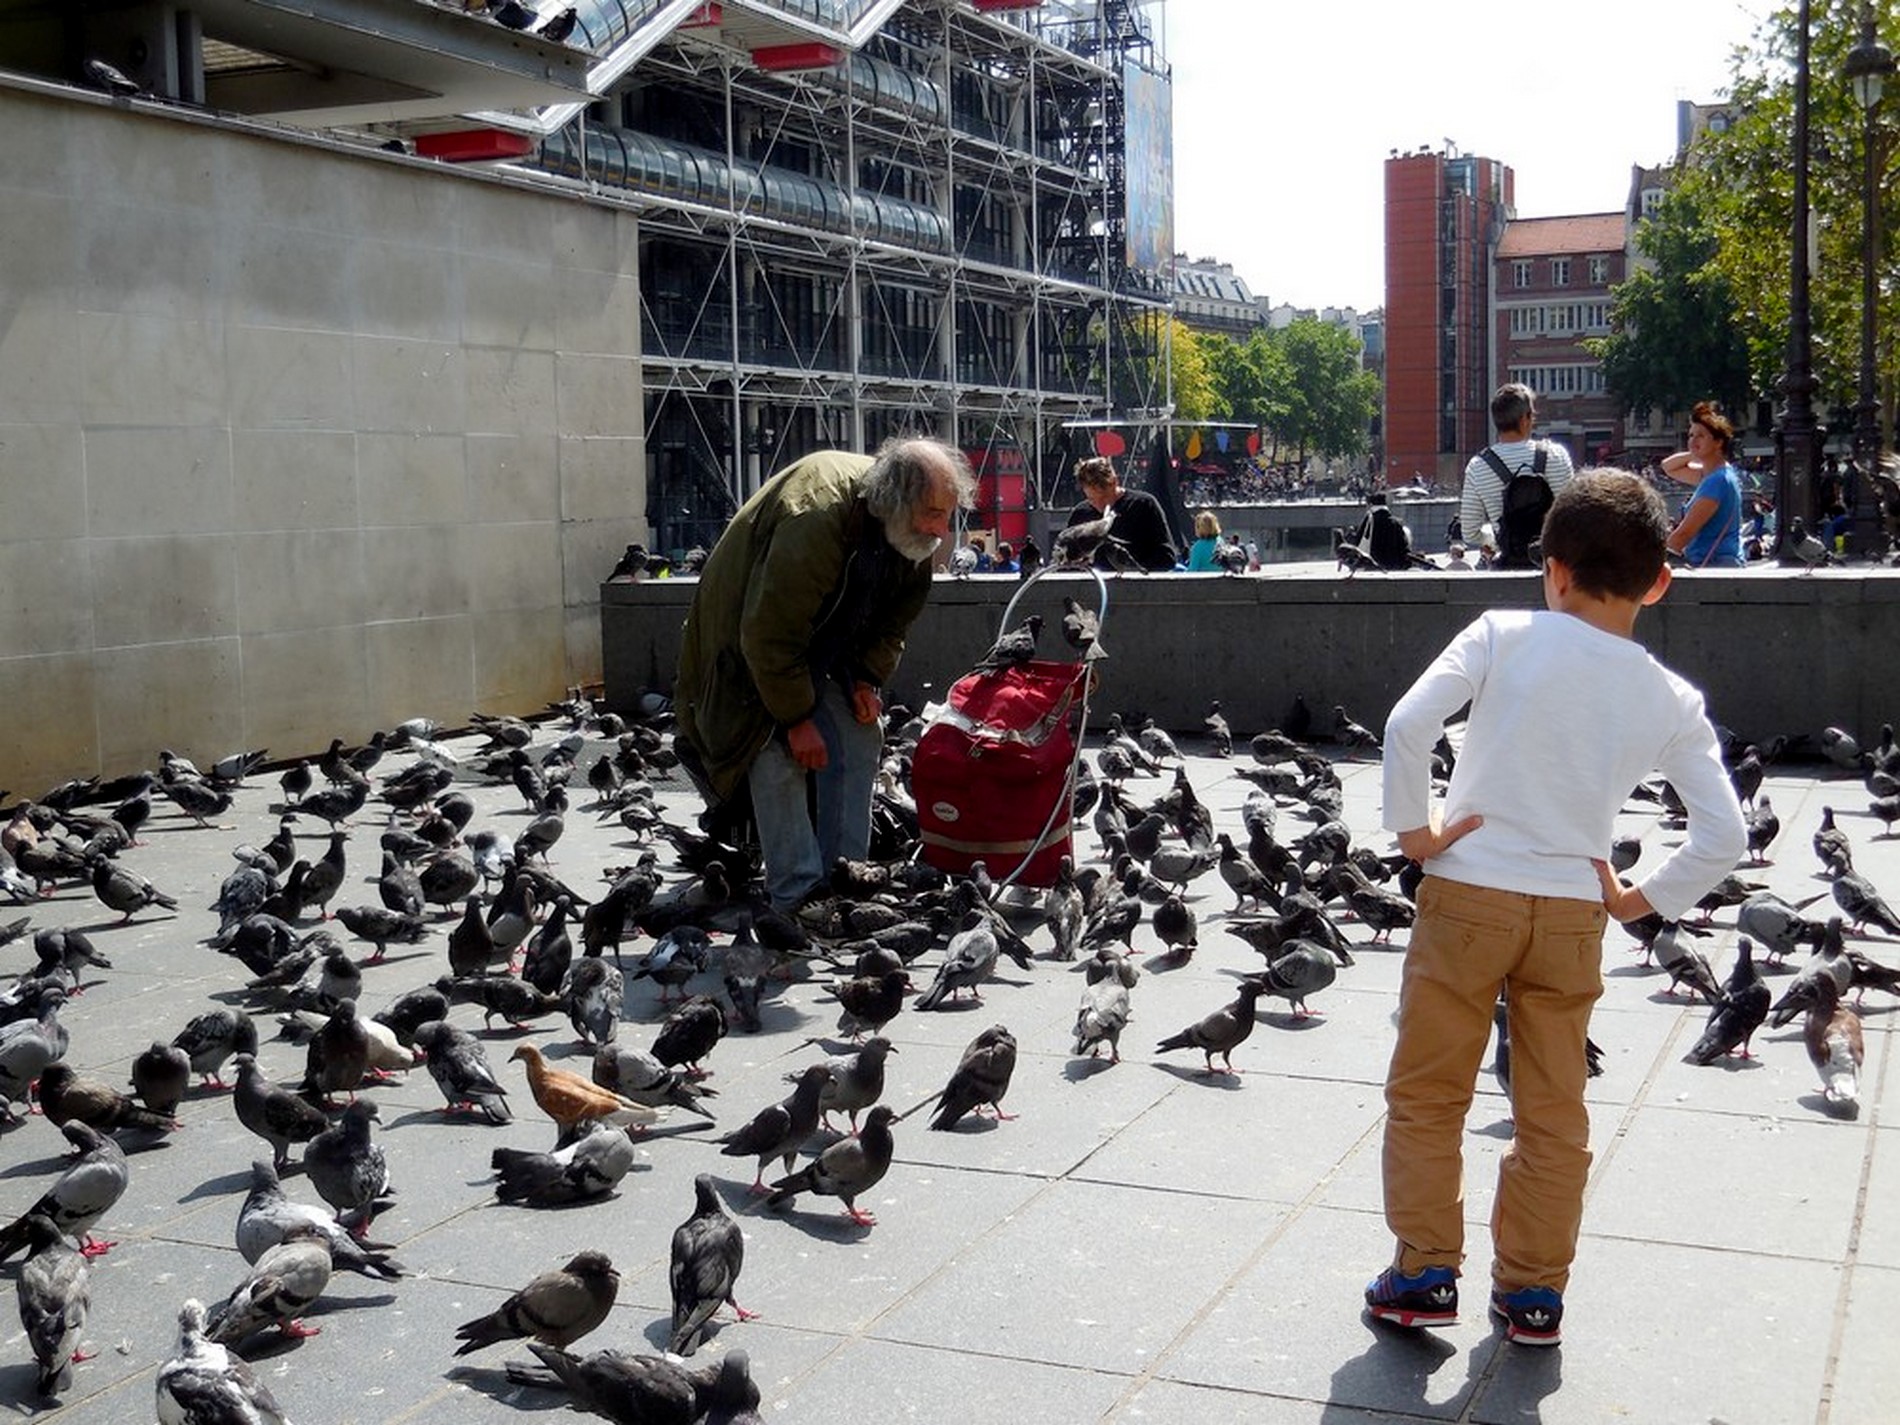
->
[603, 568, 1900, 749]
[0, 78, 645, 792]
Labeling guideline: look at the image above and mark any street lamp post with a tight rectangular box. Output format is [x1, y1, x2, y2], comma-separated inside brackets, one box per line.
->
[1776, 0, 1823, 563]
[1845, 3, 1895, 558]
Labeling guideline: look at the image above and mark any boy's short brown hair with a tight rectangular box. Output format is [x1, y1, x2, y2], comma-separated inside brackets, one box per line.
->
[1539, 468, 1669, 599]
[1074, 456, 1117, 491]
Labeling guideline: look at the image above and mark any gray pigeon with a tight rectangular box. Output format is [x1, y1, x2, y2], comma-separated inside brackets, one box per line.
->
[0, 991, 69, 1111]
[507, 1342, 701, 1424]
[717, 1063, 830, 1193]
[1156, 978, 1264, 1074]
[455, 1250, 619, 1355]
[1648, 920, 1722, 1001]
[1686, 939, 1773, 1065]
[236, 1159, 402, 1281]
[564, 952, 625, 1045]
[1256, 940, 1339, 1017]
[300, 998, 372, 1105]
[593, 1043, 717, 1118]
[1044, 855, 1085, 961]
[669, 1174, 752, 1356]
[205, 1225, 332, 1345]
[492, 1124, 637, 1207]
[232, 1053, 328, 1170]
[0, 1122, 128, 1262]
[1770, 919, 1854, 1027]
[413, 1019, 511, 1123]
[1073, 948, 1139, 1064]
[765, 1104, 897, 1226]
[928, 1025, 1018, 1130]
[129, 1041, 192, 1116]
[174, 1007, 258, 1087]
[156, 1299, 293, 1425]
[89, 857, 179, 922]
[17, 1213, 90, 1396]
[1830, 866, 1900, 936]
[805, 1036, 895, 1133]
[915, 911, 998, 1010]
[301, 1099, 391, 1238]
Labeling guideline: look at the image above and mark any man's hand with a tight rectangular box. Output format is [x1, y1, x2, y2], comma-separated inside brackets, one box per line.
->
[1592, 859, 1654, 924]
[1396, 810, 1483, 864]
[851, 682, 882, 726]
[786, 719, 828, 771]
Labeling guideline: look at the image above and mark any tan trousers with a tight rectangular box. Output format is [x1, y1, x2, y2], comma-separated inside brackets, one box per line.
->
[1382, 875, 1606, 1294]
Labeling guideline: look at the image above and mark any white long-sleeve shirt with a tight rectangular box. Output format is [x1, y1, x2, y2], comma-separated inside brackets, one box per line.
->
[1382, 610, 1746, 920]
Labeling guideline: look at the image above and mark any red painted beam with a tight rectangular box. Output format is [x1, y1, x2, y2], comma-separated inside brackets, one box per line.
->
[414, 128, 535, 163]
[752, 41, 842, 72]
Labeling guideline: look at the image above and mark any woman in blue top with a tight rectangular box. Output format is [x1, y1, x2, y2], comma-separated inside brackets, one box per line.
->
[1661, 401, 1745, 567]
[1186, 509, 1222, 571]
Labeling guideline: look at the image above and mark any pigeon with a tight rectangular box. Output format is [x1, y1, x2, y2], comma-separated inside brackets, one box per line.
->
[1814, 806, 1853, 875]
[1073, 947, 1139, 1063]
[1156, 978, 1264, 1074]
[1648, 920, 1722, 1001]
[1152, 893, 1198, 959]
[299, 998, 373, 1105]
[507, 1342, 703, 1425]
[413, 1019, 511, 1123]
[1728, 743, 1764, 809]
[1736, 891, 1829, 964]
[1059, 597, 1106, 661]
[717, 1063, 830, 1193]
[765, 1103, 897, 1225]
[83, 56, 141, 96]
[592, 1043, 717, 1118]
[205, 1224, 333, 1345]
[1769, 919, 1854, 1027]
[0, 992, 69, 1111]
[1256, 940, 1339, 1016]
[17, 1213, 91, 1396]
[156, 1300, 293, 1425]
[806, 1035, 895, 1133]
[831, 968, 909, 1040]
[129, 1040, 192, 1116]
[1686, 939, 1773, 1064]
[564, 952, 626, 1045]
[437, 972, 565, 1031]
[973, 614, 1043, 673]
[492, 1124, 638, 1207]
[1806, 976, 1864, 1118]
[89, 857, 178, 922]
[669, 1174, 754, 1356]
[372, 985, 451, 1048]
[232, 1053, 329, 1171]
[1786, 515, 1834, 571]
[927, 1024, 1018, 1130]
[448, 896, 503, 978]
[916, 911, 999, 1009]
[37, 1062, 178, 1135]
[512, 1042, 661, 1136]
[1830, 866, 1900, 936]
[522, 896, 577, 994]
[454, 1250, 619, 1355]
[32, 925, 112, 982]
[236, 1159, 402, 1281]
[0, 1123, 129, 1262]
[302, 1099, 391, 1239]
[335, 904, 428, 963]
[1203, 700, 1232, 756]
[1044, 855, 1086, 960]
[628, 927, 712, 1006]
[652, 994, 728, 1076]
[1744, 796, 1780, 863]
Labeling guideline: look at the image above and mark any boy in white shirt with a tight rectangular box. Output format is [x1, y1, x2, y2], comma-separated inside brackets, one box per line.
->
[1367, 471, 1746, 1346]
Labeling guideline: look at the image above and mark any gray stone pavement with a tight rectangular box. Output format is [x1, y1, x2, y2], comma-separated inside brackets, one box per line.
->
[1, 723, 1894, 1424]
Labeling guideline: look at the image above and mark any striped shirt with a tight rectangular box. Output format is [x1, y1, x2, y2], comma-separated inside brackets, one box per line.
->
[1460, 438, 1575, 547]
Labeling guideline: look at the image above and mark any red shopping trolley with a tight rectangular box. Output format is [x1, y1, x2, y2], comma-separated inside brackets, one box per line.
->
[912, 568, 1106, 890]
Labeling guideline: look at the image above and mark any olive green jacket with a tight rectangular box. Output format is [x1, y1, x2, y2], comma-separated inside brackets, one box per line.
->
[674, 451, 936, 802]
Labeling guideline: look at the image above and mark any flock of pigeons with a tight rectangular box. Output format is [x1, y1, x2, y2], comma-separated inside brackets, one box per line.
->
[0, 667, 1895, 1420]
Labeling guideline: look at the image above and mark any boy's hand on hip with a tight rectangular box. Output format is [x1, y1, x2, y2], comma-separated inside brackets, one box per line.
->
[1592, 859, 1654, 922]
[1397, 811, 1483, 863]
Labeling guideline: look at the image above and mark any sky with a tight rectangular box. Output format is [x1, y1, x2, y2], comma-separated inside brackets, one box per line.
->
[1161, 0, 1771, 313]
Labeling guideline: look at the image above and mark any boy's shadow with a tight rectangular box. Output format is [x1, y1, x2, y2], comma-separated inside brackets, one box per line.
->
[1323, 1316, 1561, 1421]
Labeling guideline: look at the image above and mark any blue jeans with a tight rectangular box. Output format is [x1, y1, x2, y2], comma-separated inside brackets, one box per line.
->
[747, 680, 882, 909]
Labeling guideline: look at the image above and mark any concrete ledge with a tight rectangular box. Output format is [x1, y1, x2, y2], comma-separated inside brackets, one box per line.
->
[602, 565, 1900, 739]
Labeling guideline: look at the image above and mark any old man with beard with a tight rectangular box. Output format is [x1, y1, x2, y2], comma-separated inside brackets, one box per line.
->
[675, 439, 975, 909]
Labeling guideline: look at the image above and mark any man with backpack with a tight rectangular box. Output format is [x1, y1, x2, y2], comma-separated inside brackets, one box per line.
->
[1461, 384, 1575, 569]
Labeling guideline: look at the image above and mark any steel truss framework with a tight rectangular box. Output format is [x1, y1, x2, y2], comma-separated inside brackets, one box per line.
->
[522, 0, 1170, 553]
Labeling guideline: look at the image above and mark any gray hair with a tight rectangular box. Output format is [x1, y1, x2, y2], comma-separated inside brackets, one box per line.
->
[1491, 383, 1536, 432]
[863, 437, 975, 524]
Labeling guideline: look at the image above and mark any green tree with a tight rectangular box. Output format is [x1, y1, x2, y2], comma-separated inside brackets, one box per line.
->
[1271, 318, 1379, 461]
[1585, 186, 1753, 418]
[1676, 0, 1900, 425]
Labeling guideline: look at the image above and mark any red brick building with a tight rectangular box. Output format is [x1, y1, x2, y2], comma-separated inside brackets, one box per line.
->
[1382, 148, 1513, 485]
[1494, 213, 1627, 463]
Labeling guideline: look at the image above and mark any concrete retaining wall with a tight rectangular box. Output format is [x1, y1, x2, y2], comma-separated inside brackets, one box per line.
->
[603, 566, 1900, 747]
[0, 78, 646, 791]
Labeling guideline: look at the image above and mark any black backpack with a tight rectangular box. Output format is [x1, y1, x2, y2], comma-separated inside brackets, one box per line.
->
[1480, 443, 1553, 569]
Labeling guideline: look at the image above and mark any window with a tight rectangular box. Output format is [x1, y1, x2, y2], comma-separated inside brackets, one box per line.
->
[1513, 260, 1533, 289]
[1550, 258, 1570, 287]
[1588, 256, 1611, 284]
[1641, 188, 1663, 217]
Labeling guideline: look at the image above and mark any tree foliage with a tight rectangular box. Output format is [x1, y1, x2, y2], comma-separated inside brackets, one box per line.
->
[1675, 0, 1900, 423]
[1585, 187, 1753, 418]
[1194, 321, 1375, 460]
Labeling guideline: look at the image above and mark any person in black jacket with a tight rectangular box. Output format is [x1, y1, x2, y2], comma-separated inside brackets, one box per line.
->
[1064, 457, 1177, 570]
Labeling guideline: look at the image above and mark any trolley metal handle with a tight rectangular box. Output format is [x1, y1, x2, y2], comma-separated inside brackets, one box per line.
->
[999, 562, 1110, 639]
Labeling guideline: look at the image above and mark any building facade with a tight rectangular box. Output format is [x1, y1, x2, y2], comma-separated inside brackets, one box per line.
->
[1382, 147, 1513, 485]
[1494, 212, 1625, 463]
[1172, 256, 1264, 339]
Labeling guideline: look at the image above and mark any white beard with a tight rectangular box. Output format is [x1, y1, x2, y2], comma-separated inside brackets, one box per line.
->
[889, 529, 942, 564]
